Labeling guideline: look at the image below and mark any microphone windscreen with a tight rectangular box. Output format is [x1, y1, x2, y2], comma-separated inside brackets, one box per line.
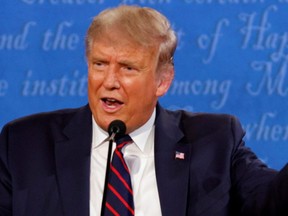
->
[108, 120, 126, 137]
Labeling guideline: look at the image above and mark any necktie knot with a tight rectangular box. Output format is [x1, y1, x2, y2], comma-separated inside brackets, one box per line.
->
[115, 134, 133, 150]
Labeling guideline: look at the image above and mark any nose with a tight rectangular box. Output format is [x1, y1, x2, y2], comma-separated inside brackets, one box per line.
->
[103, 65, 120, 89]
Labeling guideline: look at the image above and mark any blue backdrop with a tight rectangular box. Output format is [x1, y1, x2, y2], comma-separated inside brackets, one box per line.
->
[1, 0, 288, 170]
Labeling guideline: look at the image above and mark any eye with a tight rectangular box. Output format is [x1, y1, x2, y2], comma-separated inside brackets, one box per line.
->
[124, 66, 133, 71]
[92, 61, 106, 70]
[121, 64, 137, 73]
[94, 62, 103, 66]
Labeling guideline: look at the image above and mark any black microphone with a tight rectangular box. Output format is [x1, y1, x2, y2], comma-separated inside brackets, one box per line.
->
[101, 120, 126, 143]
[101, 119, 127, 216]
[108, 119, 126, 140]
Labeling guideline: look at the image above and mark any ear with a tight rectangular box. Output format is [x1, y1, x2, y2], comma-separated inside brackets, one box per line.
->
[156, 67, 174, 97]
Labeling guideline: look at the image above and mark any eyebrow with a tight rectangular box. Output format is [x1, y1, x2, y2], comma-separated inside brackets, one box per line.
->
[118, 59, 138, 66]
[89, 55, 108, 63]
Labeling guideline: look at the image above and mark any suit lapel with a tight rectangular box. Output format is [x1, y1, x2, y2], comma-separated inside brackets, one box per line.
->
[54, 105, 92, 216]
[154, 105, 191, 216]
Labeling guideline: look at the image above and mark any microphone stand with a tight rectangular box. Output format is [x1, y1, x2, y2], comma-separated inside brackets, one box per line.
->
[100, 133, 115, 216]
[100, 119, 126, 216]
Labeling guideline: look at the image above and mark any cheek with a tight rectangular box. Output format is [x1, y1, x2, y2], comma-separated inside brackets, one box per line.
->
[87, 77, 95, 94]
[87, 76, 102, 103]
[88, 72, 101, 89]
[129, 79, 158, 103]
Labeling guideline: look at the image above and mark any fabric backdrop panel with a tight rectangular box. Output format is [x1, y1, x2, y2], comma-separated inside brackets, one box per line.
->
[1, 0, 288, 170]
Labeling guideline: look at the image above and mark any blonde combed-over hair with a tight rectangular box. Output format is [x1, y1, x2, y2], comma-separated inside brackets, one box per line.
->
[85, 5, 177, 71]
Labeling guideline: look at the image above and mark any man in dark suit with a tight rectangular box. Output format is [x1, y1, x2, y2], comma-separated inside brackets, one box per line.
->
[0, 5, 287, 216]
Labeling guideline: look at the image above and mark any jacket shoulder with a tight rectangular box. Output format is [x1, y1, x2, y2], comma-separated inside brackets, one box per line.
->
[169, 109, 241, 128]
[2, 105, 89, 133]
[166, 109, 244, 142]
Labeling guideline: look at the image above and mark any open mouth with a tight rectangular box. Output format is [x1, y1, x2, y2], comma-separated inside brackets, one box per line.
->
[101, 98, 124, 108]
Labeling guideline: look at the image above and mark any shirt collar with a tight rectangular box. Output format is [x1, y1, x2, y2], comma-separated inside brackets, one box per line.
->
[92, 119, 109, 149]
[92, 109, 156, 153]
[129, 109, 155, 153]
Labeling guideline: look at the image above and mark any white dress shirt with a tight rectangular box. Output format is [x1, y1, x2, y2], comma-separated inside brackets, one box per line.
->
[89, 109, 162, 216]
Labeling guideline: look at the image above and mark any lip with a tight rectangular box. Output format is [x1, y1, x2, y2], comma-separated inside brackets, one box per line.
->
[100, 97, 124, 113]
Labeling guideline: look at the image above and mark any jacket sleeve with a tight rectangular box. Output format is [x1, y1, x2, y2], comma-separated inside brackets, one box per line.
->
[0, 124, 13, 216]
[230, 115, 288, 216]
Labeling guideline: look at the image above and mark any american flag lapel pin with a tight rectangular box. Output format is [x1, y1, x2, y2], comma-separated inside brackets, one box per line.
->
[175, 151, 185, 160]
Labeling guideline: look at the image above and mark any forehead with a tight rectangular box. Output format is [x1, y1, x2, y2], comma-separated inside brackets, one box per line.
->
[91, 26, 159, 49]
[89, 31, 159, 60]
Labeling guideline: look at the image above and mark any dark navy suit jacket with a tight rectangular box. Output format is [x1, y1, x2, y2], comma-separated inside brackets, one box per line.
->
[0, 104, 288, 216]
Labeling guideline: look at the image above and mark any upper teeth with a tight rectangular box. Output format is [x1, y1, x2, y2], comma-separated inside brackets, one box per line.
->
[106, 98, 116, 102]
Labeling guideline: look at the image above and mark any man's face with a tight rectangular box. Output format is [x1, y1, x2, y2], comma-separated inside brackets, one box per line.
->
[87, 32, 172, 133]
